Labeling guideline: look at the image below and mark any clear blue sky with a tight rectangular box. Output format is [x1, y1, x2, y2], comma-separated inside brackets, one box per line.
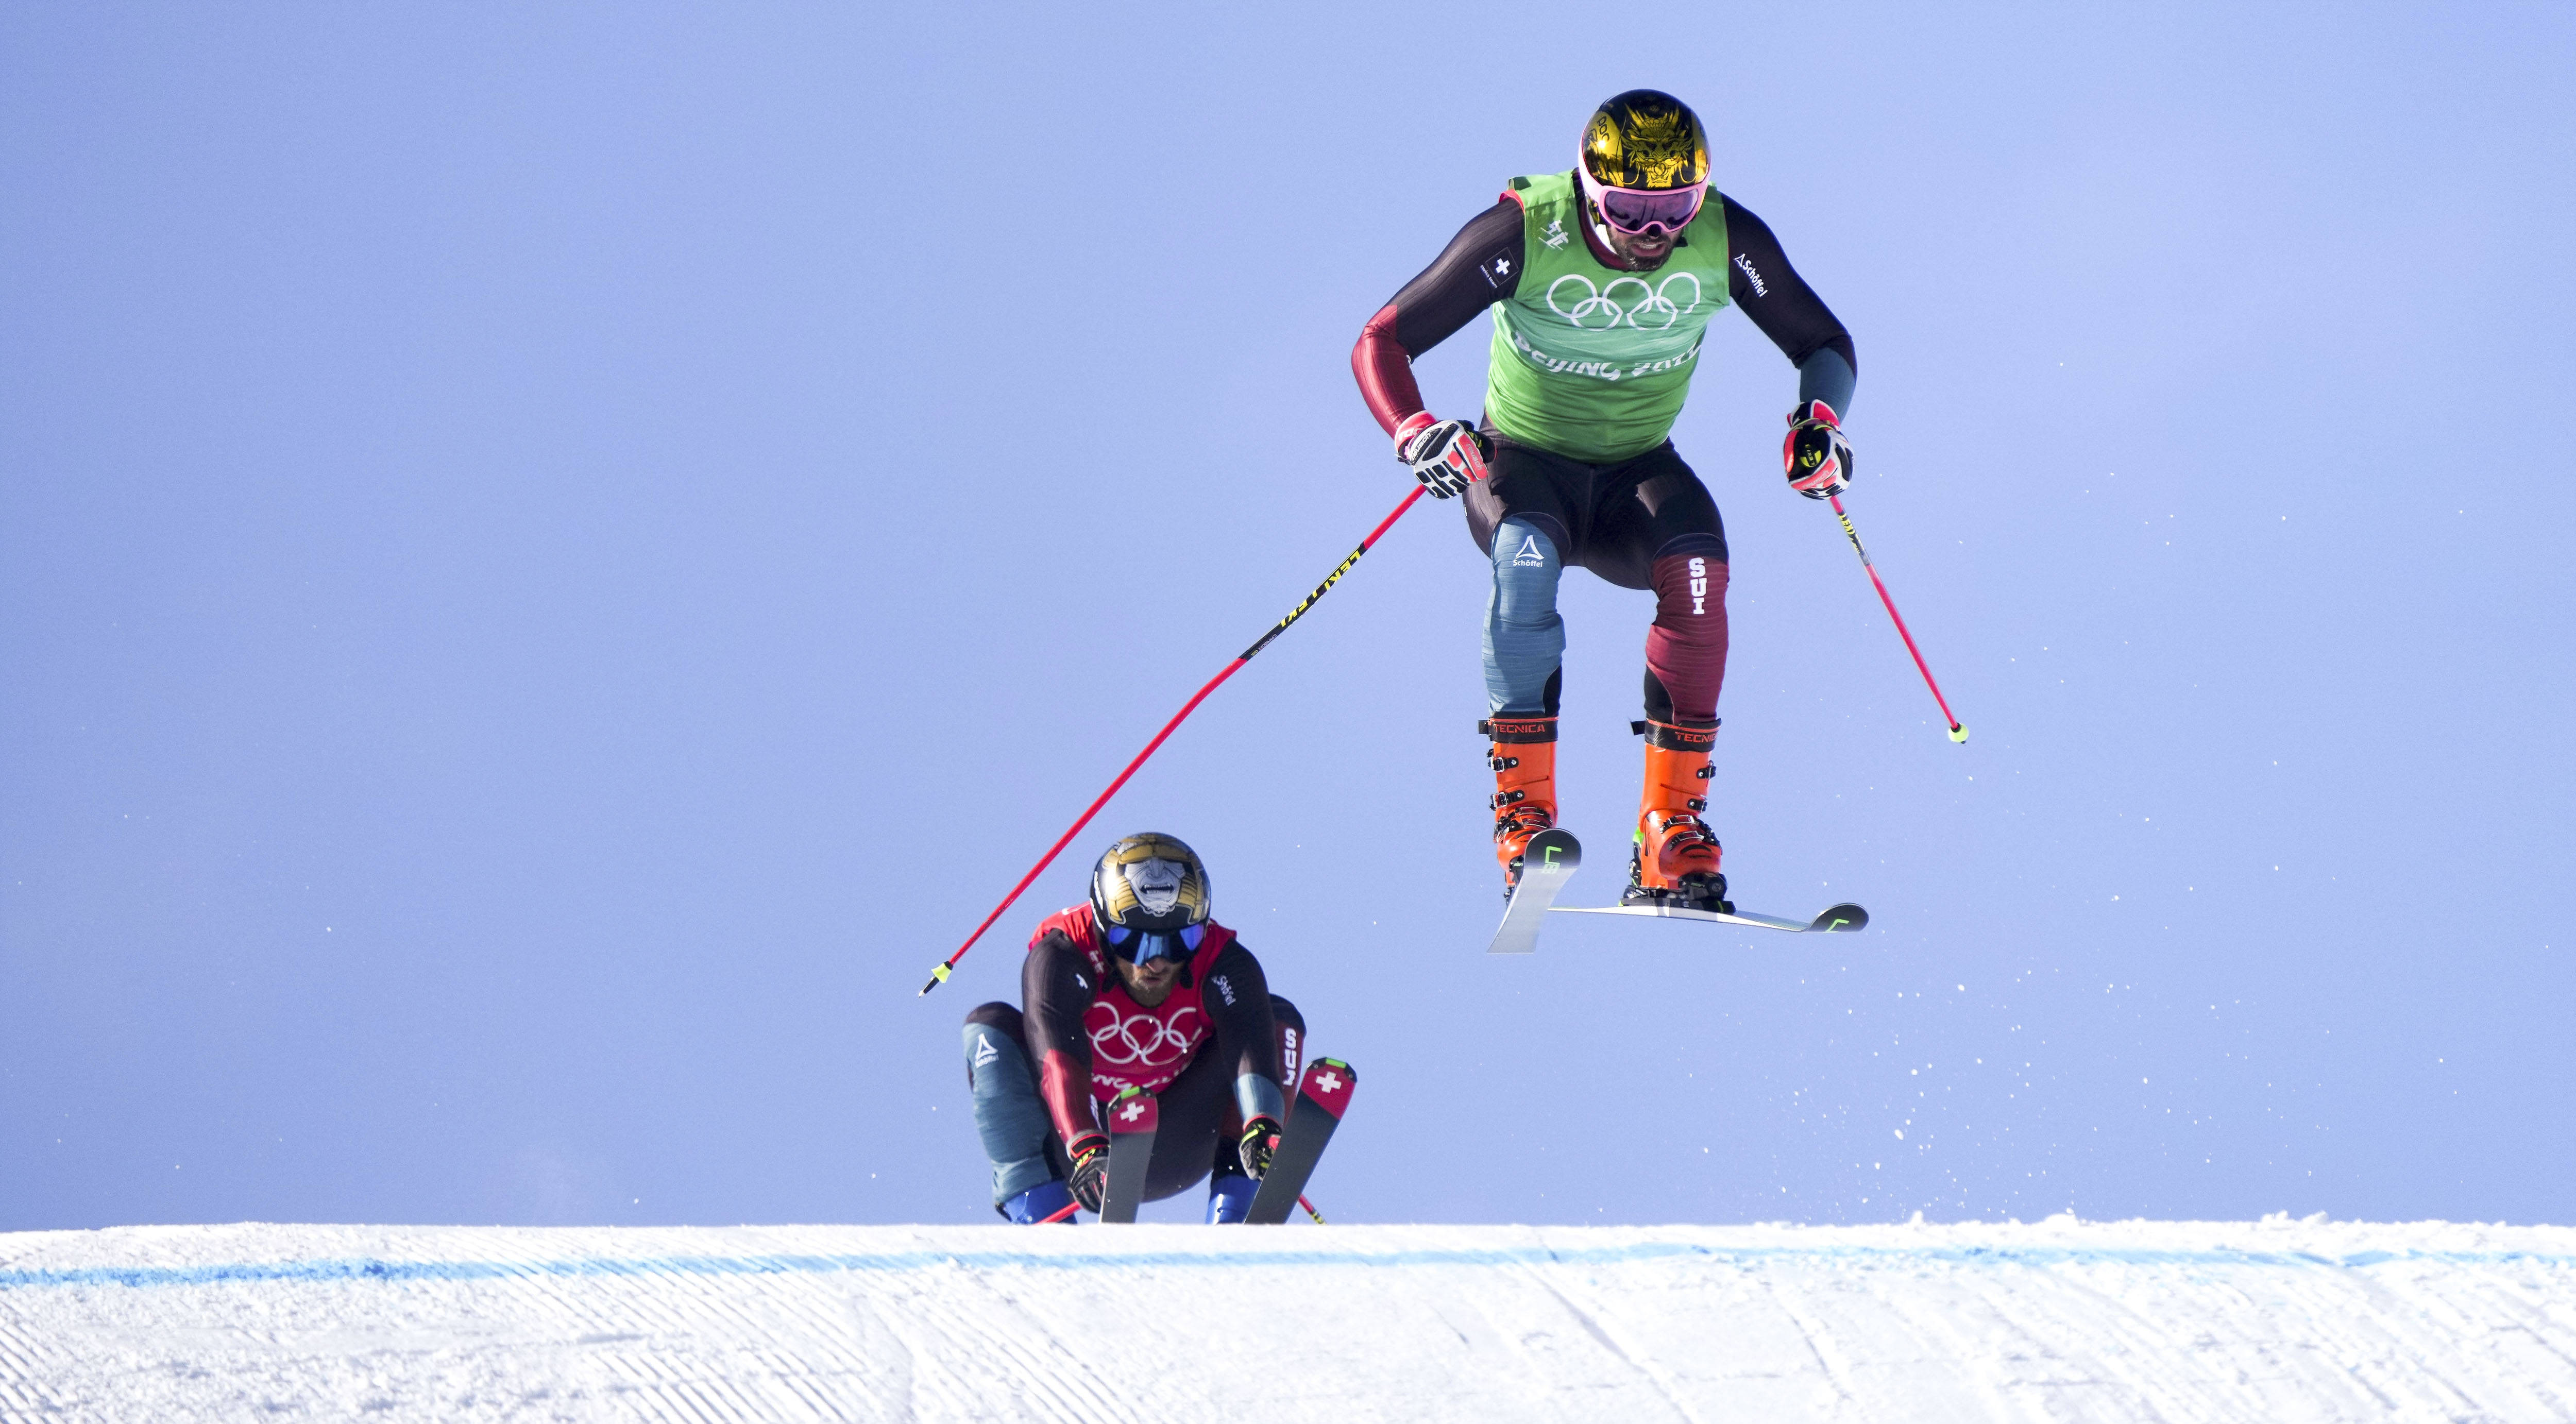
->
[5, 3, 2570, 1230]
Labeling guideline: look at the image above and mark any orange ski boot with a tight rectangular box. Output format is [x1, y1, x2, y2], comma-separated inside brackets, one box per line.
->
[1482, 715, 1558, 902]
[1624, 717, 1731, 912]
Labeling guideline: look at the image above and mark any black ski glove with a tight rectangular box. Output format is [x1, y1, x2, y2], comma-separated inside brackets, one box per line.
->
[1397, 414, 1491, 499]
[1783, 400, 1853, 499]
[1065, 1132, 1111, 1213]
[1237, 1115, 1284, 1180]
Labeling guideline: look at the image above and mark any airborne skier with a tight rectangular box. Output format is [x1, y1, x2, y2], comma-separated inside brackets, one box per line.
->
[958, 834, 1304, 1223]
[1354, 89, 1858, 912]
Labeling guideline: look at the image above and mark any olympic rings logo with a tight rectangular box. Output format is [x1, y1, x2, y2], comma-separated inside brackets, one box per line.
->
[1089, 1005, 1204, 1069]
[1544, 272, 1703, 330]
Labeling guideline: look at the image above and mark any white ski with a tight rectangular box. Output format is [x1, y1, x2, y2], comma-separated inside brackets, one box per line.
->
[1551, 900, 1869, 934]
[1487, 828, 1581, 954]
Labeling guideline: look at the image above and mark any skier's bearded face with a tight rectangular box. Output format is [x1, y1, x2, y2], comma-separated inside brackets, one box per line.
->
[1605, 223, 1674, 268]
[1114, 953, 1182, 1003]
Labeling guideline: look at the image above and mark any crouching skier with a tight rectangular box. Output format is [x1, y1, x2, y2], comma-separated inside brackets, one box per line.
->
[960, 834, 1302, 1223]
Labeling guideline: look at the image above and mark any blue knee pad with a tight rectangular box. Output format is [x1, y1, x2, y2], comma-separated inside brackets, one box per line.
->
[963, 1021, 1058, 1209]
[1484, 517, 1565, 715]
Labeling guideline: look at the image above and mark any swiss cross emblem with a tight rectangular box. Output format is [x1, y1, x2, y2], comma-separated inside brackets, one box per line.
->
[1120, 1098, 1146, 1123]
[1299, 1059, 1355, 1120]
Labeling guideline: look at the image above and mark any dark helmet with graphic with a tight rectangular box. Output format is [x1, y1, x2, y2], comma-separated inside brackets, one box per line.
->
[1088, 833, 1212, 966]
[1578, 89, 1712, 238]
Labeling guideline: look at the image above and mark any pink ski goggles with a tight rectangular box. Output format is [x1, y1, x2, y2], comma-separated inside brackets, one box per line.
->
[1580, 169, 1708, 237]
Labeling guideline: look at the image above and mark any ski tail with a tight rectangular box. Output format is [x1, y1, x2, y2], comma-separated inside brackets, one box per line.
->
[1098, 1086, 1158, 1223]
[1245, 1058, 1355, 1224]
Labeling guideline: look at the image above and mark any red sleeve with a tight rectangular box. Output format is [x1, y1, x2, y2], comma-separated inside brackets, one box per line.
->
[1037, 1049, 1094, 1144]
[1350, 196, 1526, 440]
[1352, 303, 1427, 438]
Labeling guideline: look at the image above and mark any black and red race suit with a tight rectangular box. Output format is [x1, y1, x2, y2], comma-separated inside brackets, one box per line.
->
[1349, 192, 1855, 440]
[1018, 905, 1287, 1150]
[1347, 191, 1856, 725]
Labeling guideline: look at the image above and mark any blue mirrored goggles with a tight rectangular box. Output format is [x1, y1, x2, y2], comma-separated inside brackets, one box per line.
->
[1103, 922, 1205, 966]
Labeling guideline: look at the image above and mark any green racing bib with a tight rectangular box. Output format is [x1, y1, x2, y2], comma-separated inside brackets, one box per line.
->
[1485, 169, 1732, 464]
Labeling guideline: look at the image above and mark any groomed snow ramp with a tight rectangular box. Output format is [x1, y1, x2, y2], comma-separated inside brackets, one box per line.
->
[4, 1219, 2572, 1422]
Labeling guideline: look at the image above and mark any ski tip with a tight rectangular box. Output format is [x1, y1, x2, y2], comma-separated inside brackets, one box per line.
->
[1526, 826, 1581, 868]
[1948, 723, 1970, 743]
[1299, 1059, 1356, 1118]
[1488, 829, 1581, 954]
[1808, 903, 1870, 934]
[1107, 1084, 1160, 1134]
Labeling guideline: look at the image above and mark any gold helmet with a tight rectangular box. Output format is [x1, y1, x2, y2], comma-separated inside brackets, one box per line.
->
[1089, 834, 1212, 963]
[1580, 89, 1710, 191]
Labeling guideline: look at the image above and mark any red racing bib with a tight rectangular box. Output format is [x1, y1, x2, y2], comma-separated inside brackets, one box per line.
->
[1028, 905, 1235, 1101]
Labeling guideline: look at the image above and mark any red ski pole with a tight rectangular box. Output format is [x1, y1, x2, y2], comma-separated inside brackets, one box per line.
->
[1827, 493, 1968, 743]
[920, 485, 1431, 995]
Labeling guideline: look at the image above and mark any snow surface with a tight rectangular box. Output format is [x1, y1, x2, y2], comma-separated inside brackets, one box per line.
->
[3, 1218, 2571, 1421]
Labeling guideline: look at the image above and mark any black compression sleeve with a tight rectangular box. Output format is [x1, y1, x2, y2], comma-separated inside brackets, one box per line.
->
[1021, 929, 1107, 1142]
[1204, 940, 1284, 1087]
[1020, 930, 1095, 1072]
[1383, 199, 1525, 358]
[1721, 195, 1857, 395]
